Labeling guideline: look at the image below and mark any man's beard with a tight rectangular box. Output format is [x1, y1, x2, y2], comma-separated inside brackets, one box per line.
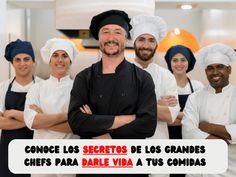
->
[134, 45, 157, 61]
[100, 40, 125, 57]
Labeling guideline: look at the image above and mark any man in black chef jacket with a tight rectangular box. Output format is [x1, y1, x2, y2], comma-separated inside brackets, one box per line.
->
[68, 9, 157, 177]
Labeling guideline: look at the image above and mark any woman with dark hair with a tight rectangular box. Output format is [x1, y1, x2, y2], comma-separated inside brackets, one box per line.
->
[165, 45, 204, 138]
[165, 45, 204, 176]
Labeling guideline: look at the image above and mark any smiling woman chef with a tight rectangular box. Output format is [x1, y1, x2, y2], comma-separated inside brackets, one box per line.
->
[24, 38, 79, 177]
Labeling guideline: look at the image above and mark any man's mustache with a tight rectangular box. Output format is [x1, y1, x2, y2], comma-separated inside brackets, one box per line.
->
[104, 41, 119, 46]
[139, 48, 153, 52]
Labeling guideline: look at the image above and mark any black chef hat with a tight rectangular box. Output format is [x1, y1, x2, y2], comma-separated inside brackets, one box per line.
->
[4, 39, 35, 63]
[89, 9, 132, 40]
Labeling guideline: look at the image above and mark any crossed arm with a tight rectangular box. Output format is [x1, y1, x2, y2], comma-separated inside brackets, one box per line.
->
[182, 93, 232, 144]
[24, 84, 72, 133]
[0, 110, 26, 130]
[199, 121, 231, 142]
[68, 71, 156, 139]
[28, 104, 72, 133]
[80, 105, 135, 139]
[0, 82, 27, 130]
[158, 95, 178, 123]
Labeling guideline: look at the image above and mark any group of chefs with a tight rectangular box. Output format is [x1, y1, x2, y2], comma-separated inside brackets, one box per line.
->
[0, 8, 235, 177]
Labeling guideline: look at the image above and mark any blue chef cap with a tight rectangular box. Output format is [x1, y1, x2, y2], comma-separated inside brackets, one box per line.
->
[4, 39, 35, 63]
[164, 45, 196, 73]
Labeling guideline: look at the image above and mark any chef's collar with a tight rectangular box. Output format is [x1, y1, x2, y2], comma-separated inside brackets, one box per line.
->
[49, 75, 71, 83]
[208, 83, 232, 94]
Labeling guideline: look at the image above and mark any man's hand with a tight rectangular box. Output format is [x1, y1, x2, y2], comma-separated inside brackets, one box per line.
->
[3, 109, 17, 119]
[158, 95, 177, 107]
[93, 133, 112, 139]
[80, 104, 92, 114]
[30, 104, 43, 113]
[109, 115, 136, 130]
[207, 134, 230, 144]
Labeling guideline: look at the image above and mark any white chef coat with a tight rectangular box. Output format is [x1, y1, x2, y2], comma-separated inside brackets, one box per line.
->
[134, 62, 180, 177]
[135, 62, 180, 139]
[24, 75, 77, 177]
[177, 80, 204, 95]
[24, 75, 78, 140]
[182, 84, 236, 177]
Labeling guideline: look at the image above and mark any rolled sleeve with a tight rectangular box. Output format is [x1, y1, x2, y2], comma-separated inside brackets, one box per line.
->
[0, 81, 8, 113]
[182, 93, 209, 139]
[24, 106, 38, 130]
[169, 105, 180, 123]
[24, 83, 40, 130]
[164, 72, 180, 122]
[225, 124, 236, 144]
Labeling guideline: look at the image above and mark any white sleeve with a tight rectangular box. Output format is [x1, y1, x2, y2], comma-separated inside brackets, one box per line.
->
[224, 89, 236, 144]
[0, 81, 8, 113]
[164, 73, 180, 122]
[182, 93, 209, 139]
[225, 124, 236, 144]
[24, 83, 41, 130]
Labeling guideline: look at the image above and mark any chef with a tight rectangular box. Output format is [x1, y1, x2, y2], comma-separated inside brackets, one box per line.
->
[68, 9, 157, 177]
[0, 39, 41, 177]
[182, 43, 236, 177]
[130, 15, 180, 139]
[68, 10, 157, 140]
[164, 45, 203, 139]
[24, 38, 79, 177]
[130, 14, 180, 177]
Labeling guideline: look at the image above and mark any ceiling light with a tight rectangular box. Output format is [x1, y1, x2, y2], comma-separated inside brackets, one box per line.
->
[181, 4, 193, 10]
[174, 28, 181, 35]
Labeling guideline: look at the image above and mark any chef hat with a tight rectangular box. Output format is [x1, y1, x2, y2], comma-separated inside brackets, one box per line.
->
[196, 43, 236, 68]
[165, 45, 196, 73]
[4, 39, 35, 63]
[40, 38, 78, 64]
[89, 9, 132, 40]
[130, 15, 167, 44]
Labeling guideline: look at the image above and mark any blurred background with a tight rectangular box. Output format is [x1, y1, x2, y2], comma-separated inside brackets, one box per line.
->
[1, 0, 236, 85]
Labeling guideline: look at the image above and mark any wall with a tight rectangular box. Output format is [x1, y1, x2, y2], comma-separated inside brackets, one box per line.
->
[29, 8, 101, 79]
[7, 5, 25, 40]
[0, 0, 9, 82]
[156, 9, 202, 41]
[4, 4, 236, 86]
[6, 4, 28, 78]
[29, 8, 61, 78]
[200, 9, 236, 85]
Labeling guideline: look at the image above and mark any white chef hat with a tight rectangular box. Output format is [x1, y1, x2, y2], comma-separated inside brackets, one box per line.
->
[196, 43, 236, 68]
[130, 14, 167, 44]
[40, 38, 79, 64]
